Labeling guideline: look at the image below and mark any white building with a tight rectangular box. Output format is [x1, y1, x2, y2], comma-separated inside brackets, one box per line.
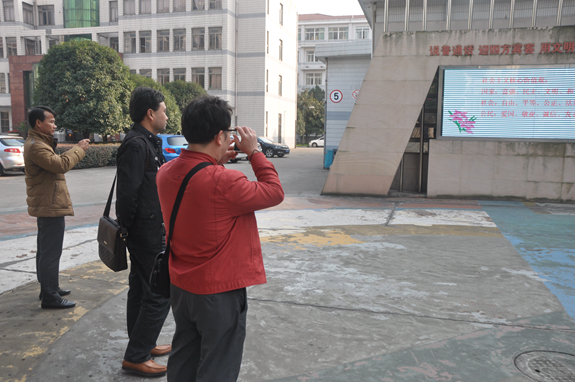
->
[0, 0, 297, 146]
[297, 13, 371, 94]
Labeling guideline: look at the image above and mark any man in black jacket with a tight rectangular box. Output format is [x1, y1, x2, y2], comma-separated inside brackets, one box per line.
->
[116, 87, 171, 377]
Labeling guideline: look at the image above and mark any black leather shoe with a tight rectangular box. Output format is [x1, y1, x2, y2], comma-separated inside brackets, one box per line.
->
[41, 298, 76, 309]
[39, 288, 71, 300]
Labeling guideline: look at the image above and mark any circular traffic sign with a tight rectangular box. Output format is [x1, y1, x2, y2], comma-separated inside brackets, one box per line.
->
[330, 90, 343, 103]
[352, 89, 359, 99]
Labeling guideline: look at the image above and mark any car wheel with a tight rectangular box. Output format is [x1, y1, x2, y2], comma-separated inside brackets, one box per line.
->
[265, 148, 274, 158]
[229, 158, 239, 163]
[311, 143, 318, 147]
[277, 154, 284, 157]
[0, 165, 4, 176]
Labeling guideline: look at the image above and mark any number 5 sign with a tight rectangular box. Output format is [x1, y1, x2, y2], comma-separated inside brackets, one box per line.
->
[330, 90, 343, 103]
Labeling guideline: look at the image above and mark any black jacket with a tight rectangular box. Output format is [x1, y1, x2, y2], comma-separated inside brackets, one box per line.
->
[116, 124, 166, 253]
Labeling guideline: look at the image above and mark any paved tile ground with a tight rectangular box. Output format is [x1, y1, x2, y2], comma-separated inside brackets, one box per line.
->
[1, 196, 574, 382]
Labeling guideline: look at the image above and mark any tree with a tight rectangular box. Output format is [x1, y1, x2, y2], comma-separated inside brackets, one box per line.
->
[309, 85, 325, 103]
[33, 40, 132, 139]
[129, 74, 182, 134]
[297, 89, 324, 143]
[163, 80, 207, 112]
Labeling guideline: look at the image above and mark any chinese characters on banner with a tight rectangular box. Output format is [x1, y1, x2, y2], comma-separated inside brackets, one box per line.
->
[430, 42, 575, 56]
[442, 68, 575, 139]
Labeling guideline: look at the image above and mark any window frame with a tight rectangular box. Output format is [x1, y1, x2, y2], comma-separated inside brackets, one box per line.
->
[328, 26, 349, 40]
[208, 27, 222, 50]
[173, 29, 186, 51]
[173, 68, 186, 81]
[124, 0, 135, 15]
[157, 0, 169, 13]
[192, 67, 205, 88]
[305, 27, 324, 41]
[140, 0, 151, 14]
[209, 67, 222, 90]
[139, 31, 151, 53]
[192, 28, 205, 51]
[157, 29, 170, 52]
[22, 2, 34, 25]
[124, 31, 136, 53]
[6, 37, 17, 57]
[38, 5, 55, 26]
[157, 68, 170, 85]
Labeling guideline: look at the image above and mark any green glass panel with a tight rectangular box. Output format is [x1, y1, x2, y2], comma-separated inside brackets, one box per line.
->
[63, 0, 99, 28]
[64, 34, 92, 42]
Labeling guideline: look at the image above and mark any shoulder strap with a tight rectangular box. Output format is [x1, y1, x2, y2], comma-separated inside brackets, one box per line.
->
[165, 162, 213, 252]
[103, 176, 116, 218]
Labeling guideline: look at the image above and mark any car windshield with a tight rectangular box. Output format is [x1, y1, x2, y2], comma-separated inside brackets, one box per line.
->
[167, 136, 188, 146]
[0, 138, 24, 146]
[259, 137, 273, 144]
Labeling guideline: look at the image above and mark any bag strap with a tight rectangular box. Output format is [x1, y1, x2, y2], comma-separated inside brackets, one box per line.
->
[103, 175, 116, 218]
[165, 162, 213, 254]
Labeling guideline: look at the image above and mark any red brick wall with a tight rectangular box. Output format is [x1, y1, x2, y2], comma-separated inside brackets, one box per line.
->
[9, 55, 43, 127]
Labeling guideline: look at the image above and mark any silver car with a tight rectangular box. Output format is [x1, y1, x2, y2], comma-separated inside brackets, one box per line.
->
[0, 134, 25, 175]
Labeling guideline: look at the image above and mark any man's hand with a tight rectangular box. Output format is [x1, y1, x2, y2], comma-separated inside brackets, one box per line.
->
[234, 126, 258, 154]
[78, 139, 90, 150]
[217, 142, 238, 165]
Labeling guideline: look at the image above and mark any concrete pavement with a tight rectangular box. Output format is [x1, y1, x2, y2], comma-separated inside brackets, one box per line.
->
[1, 196, 575, 381]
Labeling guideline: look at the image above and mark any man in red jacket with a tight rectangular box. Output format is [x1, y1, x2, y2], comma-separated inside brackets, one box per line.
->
[156, 96, 284, 381]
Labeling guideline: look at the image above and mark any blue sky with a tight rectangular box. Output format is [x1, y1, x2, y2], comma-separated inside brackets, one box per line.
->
[292, 0, 364, 16]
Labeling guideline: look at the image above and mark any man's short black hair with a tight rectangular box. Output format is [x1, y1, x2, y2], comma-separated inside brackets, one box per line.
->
[181, 96, 233, 144]
[129, 87, 165, 123]
[28, 106, 56, 128]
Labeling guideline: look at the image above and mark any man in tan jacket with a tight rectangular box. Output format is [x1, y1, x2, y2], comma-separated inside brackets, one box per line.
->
[24, 106, 89, 309]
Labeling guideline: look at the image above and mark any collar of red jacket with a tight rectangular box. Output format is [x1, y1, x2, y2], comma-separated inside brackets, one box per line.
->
[179, 148, 218, 164]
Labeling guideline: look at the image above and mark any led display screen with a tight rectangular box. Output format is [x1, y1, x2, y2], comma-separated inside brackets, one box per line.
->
[441, 67, 575, 139]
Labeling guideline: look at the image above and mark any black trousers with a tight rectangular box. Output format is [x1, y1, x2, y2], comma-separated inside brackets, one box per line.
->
[36, 216, 65, 303]
[167, 285, 247, 382]
[124, 247, 171, 364]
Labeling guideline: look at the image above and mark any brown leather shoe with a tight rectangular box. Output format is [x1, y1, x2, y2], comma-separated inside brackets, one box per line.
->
[150, 344, 172, 357]
[122, 359, 167, 377]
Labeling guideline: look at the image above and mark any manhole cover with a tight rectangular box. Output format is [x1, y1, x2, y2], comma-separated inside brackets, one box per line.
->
[515, 351, 575, 381]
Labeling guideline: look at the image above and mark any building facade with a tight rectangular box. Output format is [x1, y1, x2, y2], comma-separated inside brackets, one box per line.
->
[297, 13, 371, 94]
[0, 0, 297, 146]
[322, 0, 575, 201]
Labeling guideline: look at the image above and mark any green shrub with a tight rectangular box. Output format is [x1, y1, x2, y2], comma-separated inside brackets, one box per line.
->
[55, 144, 120, 169]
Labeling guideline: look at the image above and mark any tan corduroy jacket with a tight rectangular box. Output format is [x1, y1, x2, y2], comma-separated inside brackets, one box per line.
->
[24, 129, 86, 217]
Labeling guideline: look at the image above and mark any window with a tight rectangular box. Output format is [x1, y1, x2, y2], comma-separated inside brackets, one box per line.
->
[305, 27, 324, 40]
[6, 74, 9, 93]
[329, 27, 348, 40]
[173, 0, 185, 12]
[266, 70, 268, 92]
[140, 0, 151, 13]
[140, 69, 151, 78]
[23, 2, 33, 25]
[306, 50, 317, 62]
[39, 5, 55, 25]
[157, 69, 170, 85]
[157, 30, 169, 52]
[192, 0, 204, 10]
[25, 38, 40, 55]
[209, 27, 222, 50]
[278, 75, 282, 96]
[173, 29, 186, 51]
[192, 67, 205, 88]
[266, 31, 269, 53]
[279, 3, 283, 25]
[298, 28, 301, 41]
[192, 28, 204, 50]
[209, 67, 221, 90]
[157, 0, 168, 12]
[6, 38, 16, 56]
[173, 68, 185, 81]
[277, 114, 282, 143]
[0, 39, 3, 58]
[0, 74, 5, 93]
[129, 69, 136, 74]
[356, 26, 370, 39]
[48, 36, 61, 50]
[3, 1, 14, 21]
[279, 39, 283, 61]
[306, 73, 322, 86]
[209, 0, 221, 9]
[139, 31, 151, 53]
[124, 32, 136, 53]
[1, 112, 9, 133]
[110, 37, 119, 52]
[124, 0, 135, 15]
[109, 1, 118, 22]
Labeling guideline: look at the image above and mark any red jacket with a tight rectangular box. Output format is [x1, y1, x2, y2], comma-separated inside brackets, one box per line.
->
[156, 149, 284, 295]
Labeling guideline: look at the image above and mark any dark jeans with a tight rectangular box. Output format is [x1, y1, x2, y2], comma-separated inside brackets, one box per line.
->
[36, 217, 65, 303]
[168, 285, 247, 382]
[124, 247, 171, 364]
